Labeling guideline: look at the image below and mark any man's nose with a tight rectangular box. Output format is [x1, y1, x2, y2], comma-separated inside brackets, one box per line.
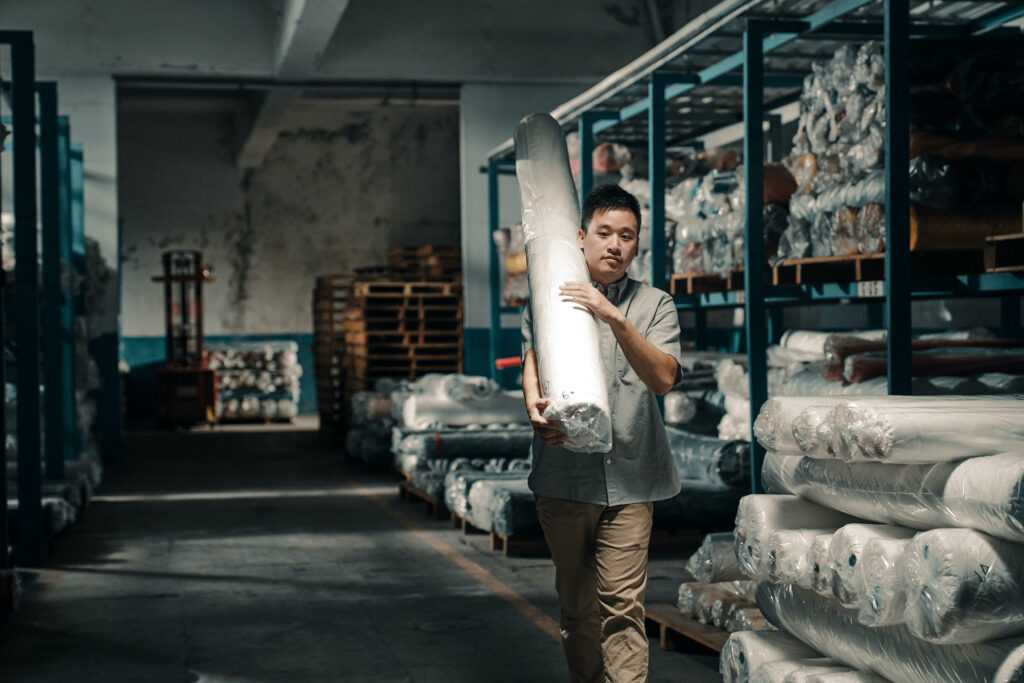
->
[608, 237, 621, 252]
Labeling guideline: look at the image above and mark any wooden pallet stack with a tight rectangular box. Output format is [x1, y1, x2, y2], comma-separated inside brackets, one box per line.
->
[312, 275, 352, 438]
[343, 279, 464, 391]
[388, 245, 462, 282]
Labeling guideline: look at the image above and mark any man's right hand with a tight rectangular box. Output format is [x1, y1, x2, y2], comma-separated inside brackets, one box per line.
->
[528, 397, 568, 447]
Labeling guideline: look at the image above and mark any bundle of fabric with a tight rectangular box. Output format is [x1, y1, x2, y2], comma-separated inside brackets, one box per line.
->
[444, 469, 533, 520]
[727, 607, 776, 634]
[857, 536, 914, 627]
[209, 342, 302, 420]
[749, 659, 888, 683]
[390, 426, 534, 473]
[720, 630, 823, 683]
[686, 531, 746, 583]
[665, 427, 749, 491]
[465, 478, 537, 535]
[756, 581, 1024, 683]
[410, 463, 448, 501]
[515, 113, 611, 452]
[827, 524, 916, 608]
[388, 373, 528, 429]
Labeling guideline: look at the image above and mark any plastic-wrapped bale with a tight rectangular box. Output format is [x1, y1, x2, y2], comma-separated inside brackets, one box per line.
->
[678, 580, 754, 617]
[515, 113, 612, 452]
[687, 531, 746, 583]
[465, 478, 532, 535]
[734, 495, 861, 580]
[749, 660, 859, 683]
[762, 452, 1024, 543]
[350, 391, 391, 424]
[727, 606, 776, 633]
[826, 396, 1024, 463]
[391, 426, 534, 462]
[857, 537, 914, 627]
[828, 524, 916, 608]
[664, 391, 698, 425]
[714, 594, 758, 628]
[756, 581, 1024, 683]
[665, 427, 749, 490]
[902, 528, 1024, 644]
[721, 631, 823, 683]
[410, 463, 448, 501]
[767, 528, 835, 589]
[444, 470, 532, 520]
[754, 396, 859, 454]
[399, 391, 528, 430]
[810, 534, 834, 596]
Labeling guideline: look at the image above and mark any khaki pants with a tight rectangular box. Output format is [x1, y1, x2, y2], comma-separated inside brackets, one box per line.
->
[536, 495, 654, 683]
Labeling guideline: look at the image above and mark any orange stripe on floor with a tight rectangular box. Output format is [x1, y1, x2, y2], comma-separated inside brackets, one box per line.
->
[330, 464, 561, 643]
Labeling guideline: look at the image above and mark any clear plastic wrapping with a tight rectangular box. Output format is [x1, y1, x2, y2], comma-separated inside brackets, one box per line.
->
[749, 659, 844, 683]
[734, 495, 861, 580]
[754, 396, 862, 453]
[391, 426, 534, 464]
[825, 396, 1024, 463]
[678, 580, 754, 617]
[666, 426, 749, 490]
[466, 478, 535, 534]
[688, 531, 746, 583]
[715, 594, 758, 628]
[515, 113, 612, 452]
[727, 606, 776, 633]
[721, 631, 823, 683]
[805, 671, 890, 683]
[664, 390, 698, 425]
[828, 524, 916, 608]
[399, 391, 528, 430]
[902, 528, 1024, 644]
[857, 537, 913, 627]
[756, 581, 1024, 683]
[768, 528, 834, 589]
[762, 452, 1024, 544]
[811, 534, 835, 597]
[444, 470, 533, 519]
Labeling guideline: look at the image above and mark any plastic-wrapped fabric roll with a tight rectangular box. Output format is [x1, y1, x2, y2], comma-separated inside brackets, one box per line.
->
[735, 495, 861, 580]
[678, 581, 754, 617]
[444, 470, 533, 519]
[664, 391, 697, 425]
[715, 595, 757, 628]
[762, 452, 1024, 543]
[827, 396, 1024, 463]
[727, 606, 775, 633]
[689, 531, 746, 583]
[754, 397, 859, 453]
[994, 644, 1024, 682]
[466, 478, 535, 535]
[392, 427, 534, 462]
[665, 426, 749, 490]
[410, 468, 446, 500]
[400, 392, 528, 430]
[721, 631, 823, 683]
[858, 537, 913, 627]
[749, 659, 844, 683]
[804, 671, 889, 683]
[902, 528, 1024, 644]
[515, 113, 612, 453]
[768, 528, 835, 589]
[810, 534, 835, 596]
[828, 524, 916, 608]
[756, 581, 1024, 683]
[793, 406, 840, 458]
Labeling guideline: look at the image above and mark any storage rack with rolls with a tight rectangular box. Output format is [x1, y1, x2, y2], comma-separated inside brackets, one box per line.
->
[485, 0, 1024, 493]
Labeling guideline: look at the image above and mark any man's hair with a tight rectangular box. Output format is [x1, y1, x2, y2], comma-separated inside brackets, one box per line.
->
[581, 184, 642, 233]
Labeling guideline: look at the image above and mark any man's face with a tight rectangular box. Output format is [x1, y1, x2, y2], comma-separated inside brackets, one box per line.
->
[577, 208, 639, 286]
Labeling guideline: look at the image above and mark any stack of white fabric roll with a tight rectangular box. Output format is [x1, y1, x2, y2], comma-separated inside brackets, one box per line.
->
[721, 394, 1024, 682]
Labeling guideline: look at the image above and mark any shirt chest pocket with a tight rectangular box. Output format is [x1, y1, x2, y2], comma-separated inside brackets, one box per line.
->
[615, 344, 640, 384]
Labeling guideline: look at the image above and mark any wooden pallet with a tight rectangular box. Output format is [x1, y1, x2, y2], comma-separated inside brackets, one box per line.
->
[351, 281, 462, 298]
[772, 250, 985, 286]
[342, 318, 463, 334]
[670, 269, 746, 295]
[347, 346, 463, 360]
[342, 305, 463, 322]
[450, 512, 488, 534]
[644, 603, 730, 653]
[343, 330, 463, 346]
[490, 531, 551, 557]
[985, 233, 1024, 273]
[398, 481, 449, 520]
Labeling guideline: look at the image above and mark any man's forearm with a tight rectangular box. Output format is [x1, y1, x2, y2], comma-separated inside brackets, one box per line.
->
[608, 314, 678, 395]
[522, 348, 542, 405]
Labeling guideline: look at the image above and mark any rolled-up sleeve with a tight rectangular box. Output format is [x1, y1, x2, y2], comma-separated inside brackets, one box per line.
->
[520, 299, 534, 363]
[645, 292, 684, 384]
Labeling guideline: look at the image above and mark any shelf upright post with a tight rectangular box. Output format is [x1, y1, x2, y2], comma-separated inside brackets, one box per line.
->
[885, 0, 911, 395]
[648, 75, 667, 293]
[58, 119, 78, 462]
[578, 111, 619, 205]
[4, 31, 45, 566]
[744, 21, 769, 494]
[694, 306, 708, 350]
[1000, 296, 1021, 339]
[39, 82, 66, 481]
[487, 157, 502, 381]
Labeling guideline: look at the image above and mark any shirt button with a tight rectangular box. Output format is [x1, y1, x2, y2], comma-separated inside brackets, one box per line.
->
[606, 459, 612, 465]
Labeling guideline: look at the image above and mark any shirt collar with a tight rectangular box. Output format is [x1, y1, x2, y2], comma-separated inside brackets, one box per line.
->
[592, 276, 630, 305]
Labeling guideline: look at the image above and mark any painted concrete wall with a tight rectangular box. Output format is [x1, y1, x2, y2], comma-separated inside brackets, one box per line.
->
[119, 98, 461, 412]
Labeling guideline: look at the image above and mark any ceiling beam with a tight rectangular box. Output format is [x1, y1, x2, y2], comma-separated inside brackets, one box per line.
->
[236, 0, 352, 169]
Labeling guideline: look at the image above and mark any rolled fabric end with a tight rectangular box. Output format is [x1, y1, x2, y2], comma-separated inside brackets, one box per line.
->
[541, 395, 612, 453]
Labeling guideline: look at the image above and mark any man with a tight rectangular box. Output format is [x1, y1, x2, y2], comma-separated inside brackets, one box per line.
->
[521, 183, 683, 683]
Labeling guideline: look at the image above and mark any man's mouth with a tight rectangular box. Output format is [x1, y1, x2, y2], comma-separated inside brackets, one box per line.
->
[602, 256, 622, 264]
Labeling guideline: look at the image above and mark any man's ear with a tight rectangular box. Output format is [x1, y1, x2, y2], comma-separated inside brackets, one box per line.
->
[577, 228, 585, 249]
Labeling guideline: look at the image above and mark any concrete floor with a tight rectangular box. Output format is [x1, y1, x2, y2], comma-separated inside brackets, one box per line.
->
[0, 419, 722, 682]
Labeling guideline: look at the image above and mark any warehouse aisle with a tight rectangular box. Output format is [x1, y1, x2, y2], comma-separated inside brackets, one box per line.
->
[0, 421, 720, 683]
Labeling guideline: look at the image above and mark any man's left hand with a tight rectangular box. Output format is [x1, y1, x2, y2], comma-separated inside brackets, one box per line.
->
[560, 281, 623, 325]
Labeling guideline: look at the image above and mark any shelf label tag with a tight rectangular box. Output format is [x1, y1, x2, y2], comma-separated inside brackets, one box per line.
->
[736, 290, 746, 305]
[857, 280, 884, 298]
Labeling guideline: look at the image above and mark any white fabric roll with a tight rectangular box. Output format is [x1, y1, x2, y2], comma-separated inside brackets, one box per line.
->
[465, 478, 532, 533]
[829, 397, 1024, 463]
[515, 113, 612, 452]
[767, 528, 835, 589]
[400, 392, 528, 430]
[793, 406, 840, 458]
[715, 594, 757, 628]
[762, 452, 1024, 543]
[994, 643, 1024, 682]
[810, 534, 835, 596]
[803, 671, 889, 683]
[727, 606, 774, 633]
[749, 659, 840, 683]
[722, 631, 823, 683]
[857, 537, 913, 627]
[754, 397, 856, 453]
[677, 580, 754, 618]
[828, 524, 916, 608]
[902, 528, 1024, 644]
[756, 581, 1024, 683]
[735, 495, 861, 580]
[664, 390, 698, 424]
[687, 532, 746, 583]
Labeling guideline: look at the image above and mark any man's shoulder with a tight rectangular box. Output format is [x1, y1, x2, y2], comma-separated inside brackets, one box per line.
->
[626, 278, 672, 307]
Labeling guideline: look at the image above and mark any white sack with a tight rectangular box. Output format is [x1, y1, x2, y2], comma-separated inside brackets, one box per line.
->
[827, 396, 1024, 463]
[902, 528, 1024, 644]
[857, 537, 913, 627]
[735, 495, 861, 580]
[828, 524, 915, 608]
[762, 452, 1024, 543]
[721, 631, 823, 683]
[515, 113, 611, 452]
[756, 581, 1024, 683]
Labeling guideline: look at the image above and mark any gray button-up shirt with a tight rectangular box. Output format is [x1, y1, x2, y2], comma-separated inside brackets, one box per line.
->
[521, 276, 684, 506]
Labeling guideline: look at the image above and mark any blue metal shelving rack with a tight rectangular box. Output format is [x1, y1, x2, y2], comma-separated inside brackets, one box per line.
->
[484, 0, 1024, 492]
